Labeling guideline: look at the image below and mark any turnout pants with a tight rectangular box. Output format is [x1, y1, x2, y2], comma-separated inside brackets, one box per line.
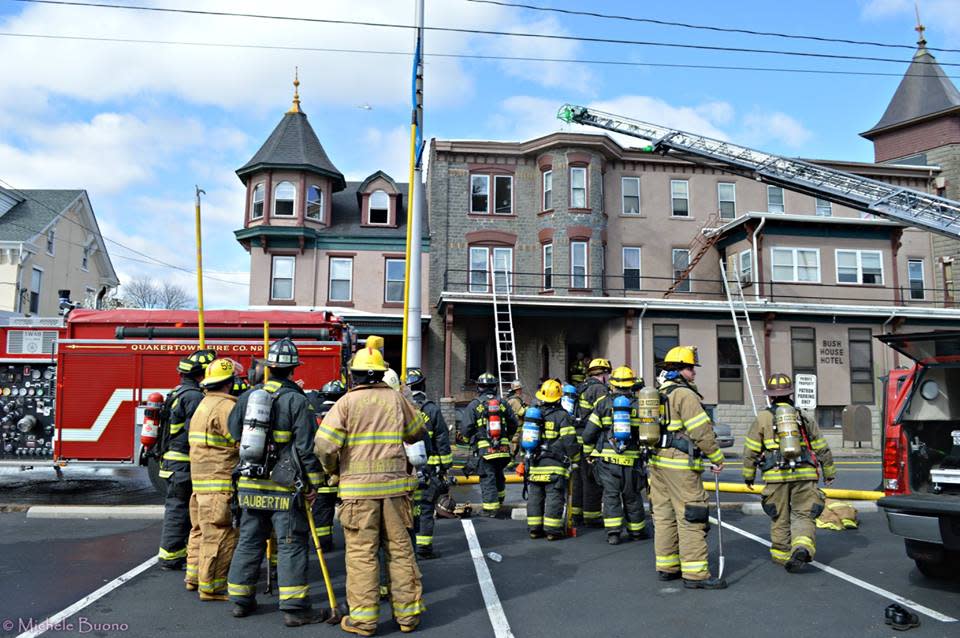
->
[478, 457, 508, 514]
[340, 496, 426, 633]
[527, 475, 567, 535]
[649, 464, 711, 581]
[312, 491, 337, 550]
[227, 505, 311, 613]
[761, 480, 824, 563]
[571, 460, 603, 524]
[595, 461, 646, 536]
[413, 475, 442, 551]
[189, 491, 238, 598]
[158, 475, 192, 568]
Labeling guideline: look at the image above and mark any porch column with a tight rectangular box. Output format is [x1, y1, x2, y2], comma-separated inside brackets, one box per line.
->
[444, 304, 454, 396]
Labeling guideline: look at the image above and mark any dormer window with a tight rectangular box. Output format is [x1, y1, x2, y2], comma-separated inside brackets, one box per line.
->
[251, 183, 264, 219]
[369, 190, 389, 225]
[306, 185, 323, 221]
[273, 181, 296, 216]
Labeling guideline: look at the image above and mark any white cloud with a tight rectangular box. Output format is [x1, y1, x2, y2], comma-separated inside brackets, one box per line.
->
[860, 0, 960, 43]
[740, 111, 812, 149]
[355, 126, 413, 182]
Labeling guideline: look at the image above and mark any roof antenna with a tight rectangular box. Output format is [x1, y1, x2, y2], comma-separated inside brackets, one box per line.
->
[915, 1, 927, 49]
[288, 67, 302, 114]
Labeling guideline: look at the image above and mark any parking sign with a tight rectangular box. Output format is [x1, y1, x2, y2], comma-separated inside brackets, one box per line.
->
[794, 374, 817, 410]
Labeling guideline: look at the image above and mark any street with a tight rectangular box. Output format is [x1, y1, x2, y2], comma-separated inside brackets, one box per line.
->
[2, 459, 958, 638]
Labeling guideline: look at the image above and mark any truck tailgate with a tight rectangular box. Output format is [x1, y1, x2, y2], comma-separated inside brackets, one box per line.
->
[879, 493, 960, 515]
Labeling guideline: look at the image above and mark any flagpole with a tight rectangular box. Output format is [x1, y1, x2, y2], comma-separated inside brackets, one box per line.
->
[401, 0, 425, 379]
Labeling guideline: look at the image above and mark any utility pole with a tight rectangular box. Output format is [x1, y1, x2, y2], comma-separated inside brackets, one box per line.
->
[401, 0, 425, 378]
[194, 185, 206, 349]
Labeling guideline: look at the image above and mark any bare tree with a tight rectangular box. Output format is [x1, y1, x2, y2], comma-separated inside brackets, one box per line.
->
[121, 277, 193, 309]
[159, 280, 191, 310]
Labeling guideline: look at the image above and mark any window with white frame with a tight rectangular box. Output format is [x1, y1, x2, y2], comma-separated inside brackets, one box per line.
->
[29, 267, 42, 314]
[570, 167, 587, 209]
[571, 241, 587, 288]
[369, 190, 390, 224]
[469, 246, 489, 292]
[767, 185, 785, 213]
[492, 247, 512, 293]
[274, 181, 296, 216]
[815, 197, 832, 216]
[543, 243, 553, 290]
[46, 229, 55, 255]
[671, 180, 689, 217]
[772, 247, 820, 282]
[622, 177, 640, 215]
[542, 170, 553, 210]
[306, 185, 323, 220]
[836, 249, 883, 285]
[490, 175, 510, 214]
[672, 248, 690, 292]
[470, 175, 489, 214]
[329, 257, 353, 301]
[718, 182, 736, 220]
[384, 258, 405, 303]
[739, 249, 752, 284]
[908, 259, 925, 300]
[623, 247, 641, 290]
[271, 256, 295, 300]
[251, 183, 265, 219]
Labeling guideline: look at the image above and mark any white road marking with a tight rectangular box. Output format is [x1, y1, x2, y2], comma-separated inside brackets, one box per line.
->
[16, 556, 156, 638]
[711, 517, 957, 623]
[461, 519, 515, 638]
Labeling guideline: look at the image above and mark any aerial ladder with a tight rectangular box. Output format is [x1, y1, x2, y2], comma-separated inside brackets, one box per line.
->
[558, 103, 960, 414]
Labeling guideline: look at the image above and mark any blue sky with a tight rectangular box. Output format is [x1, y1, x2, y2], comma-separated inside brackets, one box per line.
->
[1, 0, 958, 307]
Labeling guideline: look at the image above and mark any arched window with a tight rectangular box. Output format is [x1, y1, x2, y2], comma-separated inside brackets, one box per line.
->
[306, 185, 323, 220]
[274, 181, 296, 216]
[369, 189, 389, 224]
[251, 183, 264, 219]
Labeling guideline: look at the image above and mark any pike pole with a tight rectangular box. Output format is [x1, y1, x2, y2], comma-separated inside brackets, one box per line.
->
[194, 185, 207, 349]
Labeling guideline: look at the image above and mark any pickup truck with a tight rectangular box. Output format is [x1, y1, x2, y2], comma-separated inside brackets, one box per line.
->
[877, 331, 960, 579]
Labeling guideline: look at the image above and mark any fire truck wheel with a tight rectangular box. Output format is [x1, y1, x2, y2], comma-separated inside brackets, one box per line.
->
[147, 457, 165, 495]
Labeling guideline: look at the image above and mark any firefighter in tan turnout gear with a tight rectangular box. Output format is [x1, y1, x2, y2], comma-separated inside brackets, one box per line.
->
[185, 358, 240, 601]
[315, 346, 427, 636]
[650, 346, 727, 589]
[742, 373, 837, 572]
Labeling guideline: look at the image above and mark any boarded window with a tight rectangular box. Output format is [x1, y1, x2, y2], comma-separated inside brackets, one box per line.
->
[717, 326, 743, 404]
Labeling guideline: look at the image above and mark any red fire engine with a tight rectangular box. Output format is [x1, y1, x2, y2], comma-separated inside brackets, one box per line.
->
[0, 309, 352, 480]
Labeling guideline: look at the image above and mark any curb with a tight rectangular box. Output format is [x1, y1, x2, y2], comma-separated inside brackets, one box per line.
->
[26, 505, 164, 520]
[508, 501, 879, 521]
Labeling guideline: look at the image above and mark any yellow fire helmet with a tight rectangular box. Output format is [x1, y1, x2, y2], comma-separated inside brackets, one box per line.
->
[587, 357, 612, 374]
[351, 347, 388, 372]
[609, 366, 638, 388]
[664, 346, 700, 367]
[366, 335, 385, 351]
[764, 373, 794, 397]
[201, 358, 236, 387]
[535, 378, 563, 403]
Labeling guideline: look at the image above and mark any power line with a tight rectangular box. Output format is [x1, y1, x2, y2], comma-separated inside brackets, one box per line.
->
[467, 0, 960, 54]
[0, 30, 956, 81]
[8, 0, 954, 68]
[0, 179, 249, 287]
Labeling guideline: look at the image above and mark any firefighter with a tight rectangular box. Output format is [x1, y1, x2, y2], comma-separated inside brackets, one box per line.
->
[461, 373, 520, 518]
[158, 349, 216, 573]
[310, 380, 346, 552]
[505, 380, 526, 463]
[582, 367, 648, 544]
[314, 346, 426, 636]
[186, 358, 240, 601]
[406, 368, 452, 559]
[226, 338, 327, 627]
[569, 352, 587, 385]
[525, 379, 581, 540]
[572, 358, 610, 528]
[743, 373, 836, 572]
[650, 346, 727, 589]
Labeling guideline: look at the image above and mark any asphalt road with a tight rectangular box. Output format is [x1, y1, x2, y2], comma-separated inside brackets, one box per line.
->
[3, 500, 958, 638]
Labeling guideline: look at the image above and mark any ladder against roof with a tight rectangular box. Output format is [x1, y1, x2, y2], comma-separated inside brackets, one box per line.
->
[719, 258, 768, 416]
[559, 104, 960, 240]
[664, 213, 721, 297]
[489, 255, 520, 398]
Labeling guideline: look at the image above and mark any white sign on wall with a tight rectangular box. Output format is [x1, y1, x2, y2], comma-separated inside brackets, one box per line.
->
[794, 374, 817, 410]
[21, 331, 44, 354]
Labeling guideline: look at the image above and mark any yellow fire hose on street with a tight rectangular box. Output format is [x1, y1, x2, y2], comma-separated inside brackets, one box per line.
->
[452, 475, 884, 501]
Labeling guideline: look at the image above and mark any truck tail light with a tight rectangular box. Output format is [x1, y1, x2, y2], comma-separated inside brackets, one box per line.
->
[883, 428, 906, 494]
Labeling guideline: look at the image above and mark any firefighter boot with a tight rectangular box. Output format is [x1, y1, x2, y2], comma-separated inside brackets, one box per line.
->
[607, 532, 621, 545]
[283, 610, 329, 627]
[341, 616, 376, 637]
[784, 547, 812, 573]
[683, 576, 728, 590]
[231, 601, 257, 618]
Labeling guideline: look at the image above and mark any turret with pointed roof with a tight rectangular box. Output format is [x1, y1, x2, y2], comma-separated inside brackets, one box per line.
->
[861, 23, 960, 163]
